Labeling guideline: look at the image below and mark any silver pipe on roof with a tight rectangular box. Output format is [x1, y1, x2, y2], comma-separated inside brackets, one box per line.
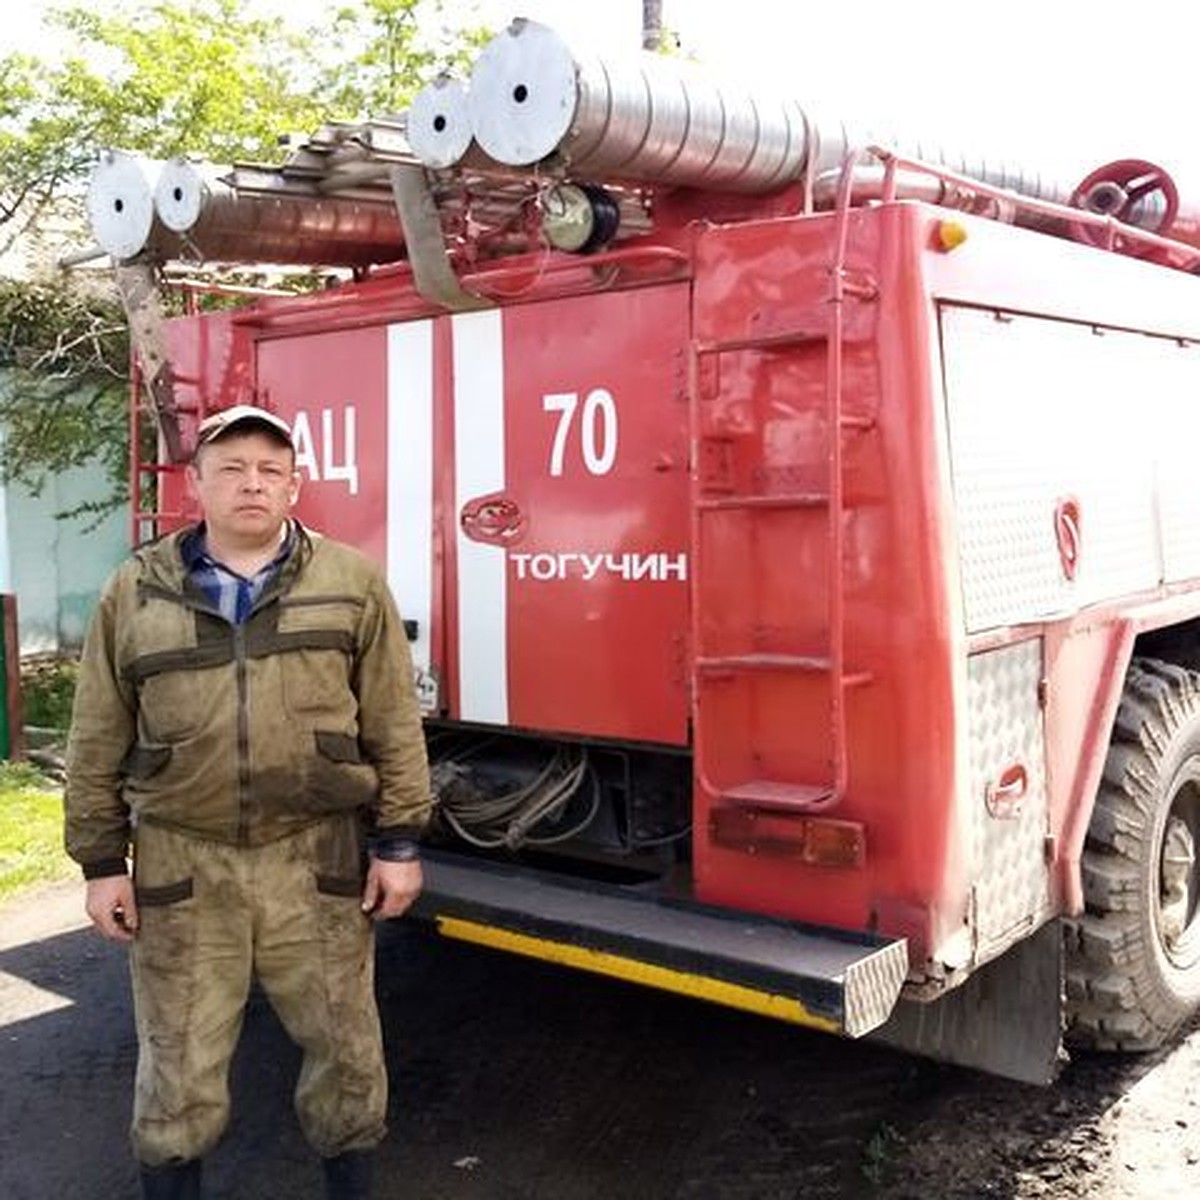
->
[150, 158, 406, 267]
[86, 151, 176, 262]
[408, 77, 477, 169]
[465, 19, 1076, 205]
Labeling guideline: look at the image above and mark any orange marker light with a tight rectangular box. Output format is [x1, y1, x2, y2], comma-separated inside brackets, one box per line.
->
[935, 219, 969, 252]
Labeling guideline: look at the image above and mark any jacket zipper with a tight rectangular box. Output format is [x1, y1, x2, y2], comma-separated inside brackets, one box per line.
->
[234, 623, 251, 845]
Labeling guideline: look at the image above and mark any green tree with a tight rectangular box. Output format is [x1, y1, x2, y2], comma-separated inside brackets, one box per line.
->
[53, 1, 328, 160]
[0, 0, 490, 248]
[317, 0, 490, 118]
[0, 276, 130, 523]
[0, 53, 63, 239]
[0, 0, 488, 512]
[0, 0, 326, 509]
[0, 1, 330, 252]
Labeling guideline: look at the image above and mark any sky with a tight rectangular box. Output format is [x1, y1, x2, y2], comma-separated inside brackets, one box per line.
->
[4, 0, 1199, 192]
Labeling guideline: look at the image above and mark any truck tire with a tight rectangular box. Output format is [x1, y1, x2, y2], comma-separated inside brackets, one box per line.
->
[1065, 657, 1200, 1049]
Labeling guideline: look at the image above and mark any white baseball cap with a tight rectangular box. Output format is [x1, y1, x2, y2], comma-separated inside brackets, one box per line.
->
[195, 404, 293, 450]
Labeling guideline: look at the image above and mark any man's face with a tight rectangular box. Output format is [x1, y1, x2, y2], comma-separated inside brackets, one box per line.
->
[186, 430, 300, 545]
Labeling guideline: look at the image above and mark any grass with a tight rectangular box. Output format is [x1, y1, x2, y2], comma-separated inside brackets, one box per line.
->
[0, 761, 73, 901]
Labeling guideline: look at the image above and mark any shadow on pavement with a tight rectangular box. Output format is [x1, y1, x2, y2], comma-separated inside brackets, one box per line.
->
[2, 912, 1189, 1199]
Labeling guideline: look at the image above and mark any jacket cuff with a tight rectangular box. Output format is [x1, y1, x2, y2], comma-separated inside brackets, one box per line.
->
[82, 858, 129, 880]
[368, 830, 423, 862]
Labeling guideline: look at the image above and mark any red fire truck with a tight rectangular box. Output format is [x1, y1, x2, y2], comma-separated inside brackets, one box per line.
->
[85, 21, 1200, 1084]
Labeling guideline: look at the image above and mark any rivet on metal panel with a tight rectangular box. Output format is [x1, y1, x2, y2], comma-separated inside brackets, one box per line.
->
[696, 353, 720, 400]
[673, 348, 687, 401]
[699, 437, 736, 492]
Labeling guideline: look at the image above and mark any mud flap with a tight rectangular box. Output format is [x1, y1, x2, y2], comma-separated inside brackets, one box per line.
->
[869, 918, 1066, 1085]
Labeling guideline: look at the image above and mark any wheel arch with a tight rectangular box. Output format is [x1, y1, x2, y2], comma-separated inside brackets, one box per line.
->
[1046, 600, 1200, 916]
[1133, 614, 1200, 670]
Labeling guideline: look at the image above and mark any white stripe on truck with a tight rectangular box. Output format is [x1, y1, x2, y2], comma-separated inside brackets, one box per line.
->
[452, 309, 510, 725]
[386, 320, 435, 703]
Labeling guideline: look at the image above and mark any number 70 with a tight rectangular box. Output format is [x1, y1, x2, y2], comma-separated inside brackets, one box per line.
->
[543, 389, 619, 477]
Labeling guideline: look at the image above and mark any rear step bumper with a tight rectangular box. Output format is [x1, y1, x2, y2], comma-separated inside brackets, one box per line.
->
[409, 852, 908, 1038]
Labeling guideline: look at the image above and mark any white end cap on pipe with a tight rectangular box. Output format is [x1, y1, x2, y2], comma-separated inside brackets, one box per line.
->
[86, 151, 161, 261]
[468, 19, 578, 166]
[408, 77, 474, 169]
[155, 158, 208, 232]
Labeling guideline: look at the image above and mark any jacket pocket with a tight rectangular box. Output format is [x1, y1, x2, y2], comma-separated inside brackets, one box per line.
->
[121, 743, 173, 780]
[137, 673, 205, 741]
[280, 647, 357, 719]
[312, 814, 366, 898]
[314, 730, 363, 763]
[308, 735, 379, 814]
[135, 878, 194, 907]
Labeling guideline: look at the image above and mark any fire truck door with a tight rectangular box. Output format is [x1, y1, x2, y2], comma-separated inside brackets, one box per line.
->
[447, 285, 691, 744]
[256, 323, 442, 713]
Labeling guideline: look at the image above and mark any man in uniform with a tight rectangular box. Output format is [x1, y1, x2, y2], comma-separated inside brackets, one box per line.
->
[65, 405, 431, 1199]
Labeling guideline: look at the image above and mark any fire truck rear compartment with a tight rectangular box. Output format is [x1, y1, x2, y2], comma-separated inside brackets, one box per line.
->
[416, 727, 1063, 1084]
[425, 727, 692, 873]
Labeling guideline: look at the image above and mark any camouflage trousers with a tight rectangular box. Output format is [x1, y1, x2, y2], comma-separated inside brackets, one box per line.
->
[128, 815, 387, 1166]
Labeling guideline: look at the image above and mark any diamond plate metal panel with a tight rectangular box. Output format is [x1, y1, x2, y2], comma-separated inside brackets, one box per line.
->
[1155, 345, 1200, 581]
[942, 309, 1160, 632]
[966, 641, 1052, 960]
[843, 939, 911, 1037]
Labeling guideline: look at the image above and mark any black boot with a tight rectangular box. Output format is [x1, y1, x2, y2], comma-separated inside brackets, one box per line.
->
[323, 1149, 374, 1199]
[139, 1159, 201, 1200]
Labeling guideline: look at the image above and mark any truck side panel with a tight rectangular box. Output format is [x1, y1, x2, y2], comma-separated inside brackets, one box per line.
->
[248, 287, 693, 745]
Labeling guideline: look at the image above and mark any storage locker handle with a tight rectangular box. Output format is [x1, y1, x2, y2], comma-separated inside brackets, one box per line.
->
[986, 763, 1028, 818]
[1054, 497, 1082, 581]
[460, 491, 527, 546]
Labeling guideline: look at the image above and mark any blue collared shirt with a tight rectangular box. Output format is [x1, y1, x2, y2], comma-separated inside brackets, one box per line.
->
[180, 522, 294, 625]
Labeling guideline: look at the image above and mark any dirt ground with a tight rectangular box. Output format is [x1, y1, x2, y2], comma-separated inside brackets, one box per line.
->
[1, 879, 1198, 1200]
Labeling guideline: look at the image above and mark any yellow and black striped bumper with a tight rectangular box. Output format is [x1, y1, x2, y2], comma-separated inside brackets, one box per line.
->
[409, 852, 908, 1038]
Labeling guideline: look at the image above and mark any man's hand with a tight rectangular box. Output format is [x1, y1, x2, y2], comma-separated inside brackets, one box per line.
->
[361, 858, 423, 920]
[86, 876, 139, 942]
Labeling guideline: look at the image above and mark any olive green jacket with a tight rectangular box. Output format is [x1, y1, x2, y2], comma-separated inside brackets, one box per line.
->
[65, 523, 432, 877]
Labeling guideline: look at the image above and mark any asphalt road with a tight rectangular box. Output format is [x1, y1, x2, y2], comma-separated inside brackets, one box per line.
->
[2, 881, 1198, 1200]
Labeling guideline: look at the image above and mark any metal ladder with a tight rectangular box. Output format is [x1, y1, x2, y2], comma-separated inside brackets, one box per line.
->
[127, 354, 203, 546]
[691, 172, 876, 817]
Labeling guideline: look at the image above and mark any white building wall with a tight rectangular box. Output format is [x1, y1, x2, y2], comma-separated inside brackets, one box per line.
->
[6, 467, 127, 654]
